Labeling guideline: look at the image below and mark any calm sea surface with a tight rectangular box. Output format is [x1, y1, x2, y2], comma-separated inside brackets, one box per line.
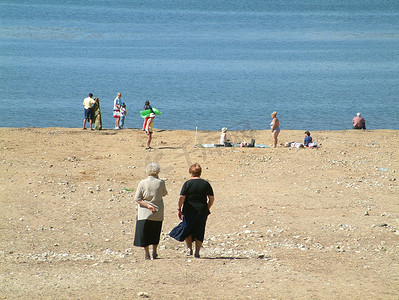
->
[1, 0, 398, 130]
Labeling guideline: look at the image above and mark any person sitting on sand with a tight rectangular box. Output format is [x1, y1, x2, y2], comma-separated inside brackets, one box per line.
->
[352, 113, 366, 130]
[304, 131, 312, 147]
[219, 127, 230, 146]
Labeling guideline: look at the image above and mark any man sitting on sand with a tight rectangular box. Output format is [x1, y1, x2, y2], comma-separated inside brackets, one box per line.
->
[352, 113, 366, 130]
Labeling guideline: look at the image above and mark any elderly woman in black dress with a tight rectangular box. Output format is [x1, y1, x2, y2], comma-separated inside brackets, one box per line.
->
[169, 163, 214, 258]
[134, 163, 168, 260]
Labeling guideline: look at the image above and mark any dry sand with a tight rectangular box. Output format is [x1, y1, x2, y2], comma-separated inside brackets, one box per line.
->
[0, 127, 398, 299]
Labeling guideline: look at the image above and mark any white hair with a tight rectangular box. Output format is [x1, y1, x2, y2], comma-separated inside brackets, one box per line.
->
[146, 162, 160, 176]
[357, 112, 361, 117]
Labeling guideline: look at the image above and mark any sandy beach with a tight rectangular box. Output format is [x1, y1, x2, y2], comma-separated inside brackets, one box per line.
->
[1, 127, 398, 299]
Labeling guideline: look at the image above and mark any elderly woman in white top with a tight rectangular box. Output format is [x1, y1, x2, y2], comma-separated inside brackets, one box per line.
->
[134, 163, 168, 260]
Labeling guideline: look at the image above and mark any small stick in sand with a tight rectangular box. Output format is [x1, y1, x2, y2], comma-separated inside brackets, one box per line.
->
[194, 127, 198, 147]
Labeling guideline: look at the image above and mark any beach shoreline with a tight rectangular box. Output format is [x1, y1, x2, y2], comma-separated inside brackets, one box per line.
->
[1, 127, 398, 299]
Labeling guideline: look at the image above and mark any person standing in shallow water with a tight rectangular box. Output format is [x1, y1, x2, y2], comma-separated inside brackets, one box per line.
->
[270, 111, 280, 148]
[133, 163, 168, 260]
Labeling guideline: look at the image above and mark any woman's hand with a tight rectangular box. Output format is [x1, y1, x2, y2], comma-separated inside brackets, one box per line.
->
[138, 200, 156, 213]
[147, 204, 156, 213]
[177, 195, 186, 220]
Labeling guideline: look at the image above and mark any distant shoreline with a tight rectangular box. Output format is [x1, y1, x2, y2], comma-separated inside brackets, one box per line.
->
[1, 127, 398, 133]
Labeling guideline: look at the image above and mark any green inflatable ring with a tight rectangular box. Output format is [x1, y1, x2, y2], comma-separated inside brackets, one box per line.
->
[140, 108, 162, 118]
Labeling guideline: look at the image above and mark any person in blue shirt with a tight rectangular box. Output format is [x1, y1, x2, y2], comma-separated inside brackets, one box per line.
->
[304, 131, 312, 147]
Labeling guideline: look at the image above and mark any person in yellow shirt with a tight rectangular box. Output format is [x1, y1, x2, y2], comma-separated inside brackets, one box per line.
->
[82, 93, 96, 130]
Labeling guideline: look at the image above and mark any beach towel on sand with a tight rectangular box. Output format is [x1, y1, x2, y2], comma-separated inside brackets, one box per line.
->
[200, 144, 269, 148]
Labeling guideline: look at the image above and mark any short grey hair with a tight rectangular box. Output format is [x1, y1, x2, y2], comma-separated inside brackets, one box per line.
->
[146, 162, 160, 176]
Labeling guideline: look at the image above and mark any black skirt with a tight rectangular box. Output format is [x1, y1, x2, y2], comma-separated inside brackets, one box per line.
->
[169, 213, 208, 243]
[134, 220, 163, 247]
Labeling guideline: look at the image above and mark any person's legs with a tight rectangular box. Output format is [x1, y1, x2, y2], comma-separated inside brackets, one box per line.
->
[144, 246, 150, 260]
[185, 236, 193, 255]
[115, 117, 120, 129]
[271, 131, 275, 147]
[142, 117, 149, 130]
[194, 239, 202, 258]
[152, 244, 158, 259]
[272, 131, 279, 148]
[146, 133, 152, 149]
[83, 108, 90, 129]
[89, 118, 93, 130]
[275, 131, 279, 147]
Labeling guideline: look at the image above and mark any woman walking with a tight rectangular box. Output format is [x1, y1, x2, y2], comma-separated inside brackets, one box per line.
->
[134, 163, 168, 260]
[169, 163, 214, 258]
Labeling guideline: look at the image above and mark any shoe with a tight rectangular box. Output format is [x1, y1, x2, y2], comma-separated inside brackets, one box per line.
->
[185, 248, 193, 256]
[194, 253, 200, 258]
[114, 127, 119, 129]
[82, 128, 87, 130]
[145, 253, 151, 260]
[152, 253, 158, 259]
[90, 128, 94, 131]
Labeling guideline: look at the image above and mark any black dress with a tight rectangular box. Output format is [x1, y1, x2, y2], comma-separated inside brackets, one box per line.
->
[169, 178, 214, 242]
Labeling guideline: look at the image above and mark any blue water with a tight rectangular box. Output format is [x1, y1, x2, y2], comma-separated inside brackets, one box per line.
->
[1, 0, 398, 130]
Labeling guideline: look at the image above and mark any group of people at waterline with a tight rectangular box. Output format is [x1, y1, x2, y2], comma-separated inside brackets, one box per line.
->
[82, 92, 156, 149]
[83, 92, 367, 149]
[83, 92, 129, 131]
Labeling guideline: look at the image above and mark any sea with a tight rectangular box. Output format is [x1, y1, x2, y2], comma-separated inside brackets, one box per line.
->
[1, 0, 398, 131]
